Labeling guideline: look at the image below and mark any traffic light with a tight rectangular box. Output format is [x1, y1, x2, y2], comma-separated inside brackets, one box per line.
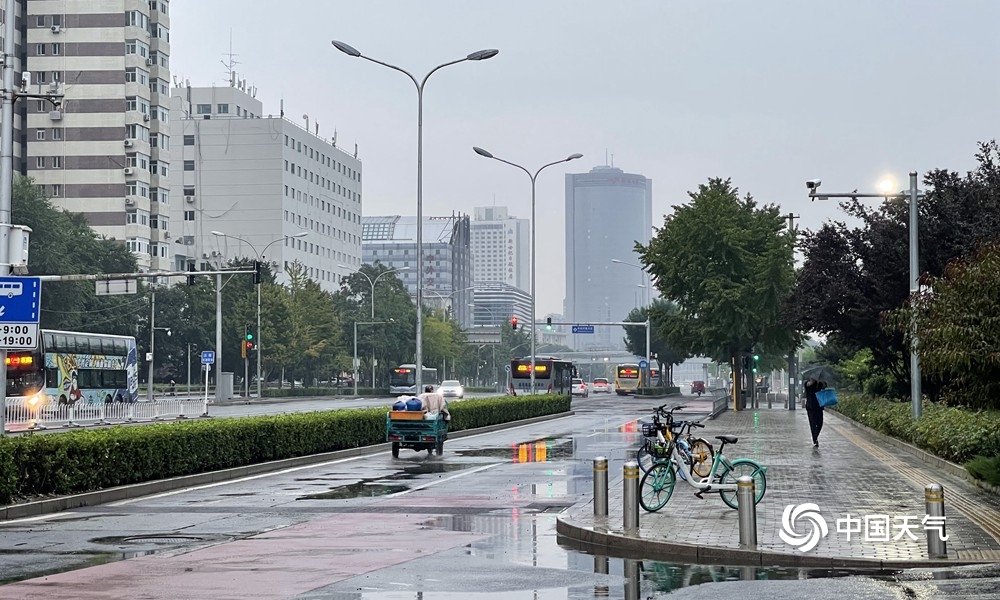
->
[752, 353, 760, 373]
[245, 330, 255, 352]
[545, 317, 552, 331]
[186, 261, 196, 286]
[253, 260, 262, 285]
[511, 316, 518, 330]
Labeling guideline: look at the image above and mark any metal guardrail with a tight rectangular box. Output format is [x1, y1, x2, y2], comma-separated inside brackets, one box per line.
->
[709, 388, 729, 418]
[4, 398, 207, 432]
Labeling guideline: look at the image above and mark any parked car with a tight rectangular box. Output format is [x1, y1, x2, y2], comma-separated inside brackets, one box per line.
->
[439, 380, 464, 399]
[592, 377, 611, 393]
[690, 380, 706, 396]
[571, 378, 589, 398]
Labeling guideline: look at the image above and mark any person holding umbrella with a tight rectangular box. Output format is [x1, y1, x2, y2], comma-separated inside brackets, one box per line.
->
[804, 376, 828, 447]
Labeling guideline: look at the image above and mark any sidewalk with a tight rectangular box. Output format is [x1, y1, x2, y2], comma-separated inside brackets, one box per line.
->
[557, 405, 1000, 568]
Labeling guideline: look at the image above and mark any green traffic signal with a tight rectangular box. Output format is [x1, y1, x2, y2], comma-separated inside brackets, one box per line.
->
[752, 354, 759, 361]
[246, 333, 254, 341]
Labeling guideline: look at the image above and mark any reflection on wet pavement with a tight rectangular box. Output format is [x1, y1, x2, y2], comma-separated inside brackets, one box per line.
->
[298, 482, 409, 500]
[457, 437, 574, 462]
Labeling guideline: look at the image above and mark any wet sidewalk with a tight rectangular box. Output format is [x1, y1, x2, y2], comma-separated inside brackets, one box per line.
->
[558, 405, 1000, 568]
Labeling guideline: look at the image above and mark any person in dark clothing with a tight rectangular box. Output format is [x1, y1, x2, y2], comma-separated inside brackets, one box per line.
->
[804, 377, 827, 447]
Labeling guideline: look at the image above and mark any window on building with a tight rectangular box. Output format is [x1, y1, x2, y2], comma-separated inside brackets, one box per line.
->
[217, 103, 229, 114]
[51, 128, 63, 140]
[52, 156, 62, 168]
[36, 15, 45, 27]
[125, 68, 137, 83]
[183, 186, 195, 196]
[35, 130, 44, 140]
[184, 211, 195, 221]
[36, 156, 44, 168]
[51, 43, 61, 55]
[127, 211, 138, 224]
[125, 96, 137, 111]
[183, 134, 194, 145]
[50, 184, 61, 197]
[183, 160, 194, 171]
[196, 104, 211, 115]
[35, 43, 45, 56]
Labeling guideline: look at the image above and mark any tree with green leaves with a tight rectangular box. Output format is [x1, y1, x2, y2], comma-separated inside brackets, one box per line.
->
[622, 300, 685, 385]
[883, 241, 1000, 409]
[636, 178, 797, 404]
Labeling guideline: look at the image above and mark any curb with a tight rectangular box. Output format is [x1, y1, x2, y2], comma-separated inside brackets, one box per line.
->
[0, 411, 573, 521]
[554, 516, 994, 569]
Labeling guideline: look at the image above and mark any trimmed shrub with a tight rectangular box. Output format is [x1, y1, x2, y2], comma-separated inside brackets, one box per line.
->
[0, 394, 569, 505]
[965, 456, 1000, 487]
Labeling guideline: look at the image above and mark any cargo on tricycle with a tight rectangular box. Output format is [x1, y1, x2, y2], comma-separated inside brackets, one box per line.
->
[386, 410, 448, 457]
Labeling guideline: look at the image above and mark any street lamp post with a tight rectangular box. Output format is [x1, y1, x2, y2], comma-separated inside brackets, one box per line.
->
[807, 173, 923, 418]
[339, 264, 409, 390]
[473, 147, 582, 394]
[146, 291, 172, 402]
[353, 320, 393, 396]
[611, 258, 654, 386]
[212, 231, 308, 400]
[611, 258, 652, 306]
[332, 40, 499, 395]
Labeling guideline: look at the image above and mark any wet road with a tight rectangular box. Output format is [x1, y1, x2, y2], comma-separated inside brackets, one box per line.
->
[2, 393, 998, 598]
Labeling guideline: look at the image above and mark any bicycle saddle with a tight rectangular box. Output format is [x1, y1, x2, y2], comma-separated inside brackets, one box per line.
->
[715, 435, 738, 444]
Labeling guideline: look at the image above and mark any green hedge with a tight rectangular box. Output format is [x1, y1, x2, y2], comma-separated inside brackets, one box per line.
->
[834, 393, 1000, 481]
[0, 394, 570, 505]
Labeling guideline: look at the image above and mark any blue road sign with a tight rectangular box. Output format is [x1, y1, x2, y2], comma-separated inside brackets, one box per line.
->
[0, 277, 41, 323]
[201, 350, 216, 365]
[572, 325, 595, 334]
[504, 364, 511, 373]
[639, 360, 649, 369]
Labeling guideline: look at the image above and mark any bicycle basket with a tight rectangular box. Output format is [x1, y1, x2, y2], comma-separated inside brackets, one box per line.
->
[652, 442, 670, 458]
[641, 422, 659, 438]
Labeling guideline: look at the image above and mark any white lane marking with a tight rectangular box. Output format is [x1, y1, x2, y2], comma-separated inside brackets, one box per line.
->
[384, 463, 504, 498]
[1, 512, 73, 526]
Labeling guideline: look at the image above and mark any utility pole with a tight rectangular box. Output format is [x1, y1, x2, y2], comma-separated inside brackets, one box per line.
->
[785, 212, 799, 411]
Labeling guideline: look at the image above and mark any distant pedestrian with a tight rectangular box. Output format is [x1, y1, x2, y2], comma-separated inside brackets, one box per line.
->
[803, 377, 827, 447]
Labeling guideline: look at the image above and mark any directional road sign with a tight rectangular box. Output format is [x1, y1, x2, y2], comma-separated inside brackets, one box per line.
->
[572, 325, 595, 334]
[0, 276, 41, 350]
[201, 350, 216, 365]
[639, 360, 648, 369]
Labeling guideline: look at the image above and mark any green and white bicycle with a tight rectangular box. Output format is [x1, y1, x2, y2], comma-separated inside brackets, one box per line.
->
[639, 418, 767, 512]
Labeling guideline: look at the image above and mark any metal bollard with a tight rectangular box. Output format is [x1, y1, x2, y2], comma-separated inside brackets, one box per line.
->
[737, 475, 758, 549]
[624, 558, 640, 600]
[925, 483, 948, 559]
[594, 456, 608, 517]
[623, 460, 639, 535]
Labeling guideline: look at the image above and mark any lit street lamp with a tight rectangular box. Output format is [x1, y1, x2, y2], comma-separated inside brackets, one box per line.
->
[339, 264, 409, 389]
[807, 173, 923, 418]
[473, 146, 582, 394]
[212, 230, 308, 399]
[332, 40, 499, 394]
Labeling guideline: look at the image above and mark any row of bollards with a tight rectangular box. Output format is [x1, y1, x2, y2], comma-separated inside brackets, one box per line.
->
[593, 457, 948, 559]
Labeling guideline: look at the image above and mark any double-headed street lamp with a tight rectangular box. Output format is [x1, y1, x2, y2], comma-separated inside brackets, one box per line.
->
[212, 230, 308, 400]
[353, 320, 393, 396]
[807, 173, 923, 418]
[339, 264, 409, 389]
[331, 40, 499, 395]
[472, 147, 583, 394]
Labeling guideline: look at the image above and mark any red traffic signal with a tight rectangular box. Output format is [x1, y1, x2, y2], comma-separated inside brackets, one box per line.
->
[511, 316, 518, 330]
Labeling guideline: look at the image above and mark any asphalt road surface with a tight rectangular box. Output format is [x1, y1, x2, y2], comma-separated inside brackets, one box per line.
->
[2, 393, 998, 598]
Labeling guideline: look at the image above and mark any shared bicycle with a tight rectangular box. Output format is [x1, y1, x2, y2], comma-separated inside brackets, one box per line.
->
[635, 404, 767, 512]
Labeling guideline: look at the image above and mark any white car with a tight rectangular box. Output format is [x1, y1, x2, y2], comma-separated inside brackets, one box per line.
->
[571, 378, 589, 398]
[592, 378, 611, 393]
[439, 380, 464, 399]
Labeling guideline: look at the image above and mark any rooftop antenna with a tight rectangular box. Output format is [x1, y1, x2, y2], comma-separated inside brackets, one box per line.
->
[221, 29, 240, 87]
[353, 143, 358, 159]
[279, 98, 284, 119]
[332, 128, 337, 147]
[303, 114, 309, 131]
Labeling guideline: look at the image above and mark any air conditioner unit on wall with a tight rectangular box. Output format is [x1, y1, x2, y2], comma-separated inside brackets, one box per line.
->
[124, 167, 134, 175]
[145, 58, 153, 66]
[51, 25, 61, 34]
[49, 110, 62, 121]
[184, 195, 195, 203]
[143, 114, 150, 121]
[124, 139, 134, 147]
[124, 197, 135, 205]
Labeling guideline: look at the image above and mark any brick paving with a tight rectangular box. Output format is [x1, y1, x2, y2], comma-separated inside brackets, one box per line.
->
[561, 404, 1000, 563]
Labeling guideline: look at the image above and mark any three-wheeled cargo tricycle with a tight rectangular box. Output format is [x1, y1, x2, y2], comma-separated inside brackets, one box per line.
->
[385, 410, 448, 457]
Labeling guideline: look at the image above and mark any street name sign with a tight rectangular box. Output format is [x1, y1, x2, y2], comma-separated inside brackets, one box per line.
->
[572, 325, 595, 334]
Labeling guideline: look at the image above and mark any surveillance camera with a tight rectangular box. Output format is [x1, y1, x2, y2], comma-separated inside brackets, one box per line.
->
[805, 179, 822, 190]
[51, 98, 62, 109]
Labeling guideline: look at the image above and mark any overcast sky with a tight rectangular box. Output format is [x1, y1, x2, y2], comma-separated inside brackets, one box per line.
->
[172, 1, 1000, 316]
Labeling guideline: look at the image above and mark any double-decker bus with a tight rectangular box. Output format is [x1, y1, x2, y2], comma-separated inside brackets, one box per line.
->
[389, 364, 439, 396]
[509, 356, 576, 395]
[5, 329, 139, 404]
[615, 363, 641, 395]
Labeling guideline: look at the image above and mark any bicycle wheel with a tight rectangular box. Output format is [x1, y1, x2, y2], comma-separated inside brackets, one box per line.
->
[688, 438, 714, 479]
[636, 443, 655, 473]
[639, 463, 676, 512]
[719, 459, 766, 510]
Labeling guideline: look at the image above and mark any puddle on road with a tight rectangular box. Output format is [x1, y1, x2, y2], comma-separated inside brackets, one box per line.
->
[457, 437, 574, 462]
[298, 482, 409, 500]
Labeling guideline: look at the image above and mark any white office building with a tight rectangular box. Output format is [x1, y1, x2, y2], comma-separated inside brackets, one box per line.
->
[25, 0, 173, 270]
[470, 282, 530, 329]
[470, 206, 529, 292]
[362, 215, 473, 328]
[169, 83, 363, 291]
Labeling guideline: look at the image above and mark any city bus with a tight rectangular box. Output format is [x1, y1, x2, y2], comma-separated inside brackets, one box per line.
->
[509, 356, 576, 395]
[389, 364, 440, 396]
[5, 329, 139, 404]
[615, 363, 641, 395]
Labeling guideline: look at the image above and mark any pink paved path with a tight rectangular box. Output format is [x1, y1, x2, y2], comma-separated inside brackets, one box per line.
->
[2, 513, 487, 599]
